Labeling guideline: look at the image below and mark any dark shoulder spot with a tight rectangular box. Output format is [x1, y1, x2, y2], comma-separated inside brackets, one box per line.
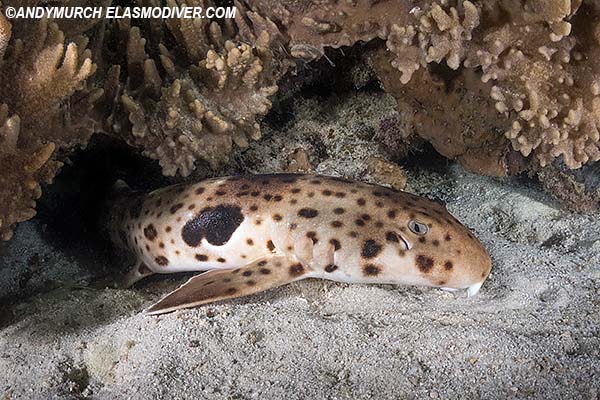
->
[333, 208, 345, 215]
[362, 240, 382, 258]
[357, 198, 366, 206]
[266, 240, 275, 252]
[182, 205, 244, 247]
[298, 208, 319, 218]
[195, 254, 209, 261]
[416, 255, 434, 273]
[444, 261, 453, 270]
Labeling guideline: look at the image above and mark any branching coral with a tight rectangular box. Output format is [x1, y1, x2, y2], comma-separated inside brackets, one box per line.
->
[0, 106, 61, 241]
[101, 0, 292, 176]
[0, 13, 97, 240]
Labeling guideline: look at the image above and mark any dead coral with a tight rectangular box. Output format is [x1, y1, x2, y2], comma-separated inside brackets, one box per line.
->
[0, 15, 97, 240]
[372, 52, 518, 176]
[102, 1, 292, 176]
[0, 106, 61, 241]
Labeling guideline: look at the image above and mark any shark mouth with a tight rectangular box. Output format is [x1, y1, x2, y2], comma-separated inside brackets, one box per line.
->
[440, 281, 484, 297]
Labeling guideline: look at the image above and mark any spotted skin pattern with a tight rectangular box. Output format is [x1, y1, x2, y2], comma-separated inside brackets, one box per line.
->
[106, 174, 492, 314]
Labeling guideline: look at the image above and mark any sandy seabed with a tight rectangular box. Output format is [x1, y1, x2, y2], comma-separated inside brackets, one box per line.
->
[1, 91, 599, 399]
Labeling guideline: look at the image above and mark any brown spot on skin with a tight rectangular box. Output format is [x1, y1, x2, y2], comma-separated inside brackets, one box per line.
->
[159, 242, 165, 249]
[247, 238, 254, 246]
[298, 208, 319, 218]
[241, 184, 250, 190]
[273, 214, 283, 221]
[372, 191, 383, 197]
[196, 254, 208, 261]
[251, 191, 260, 197]
[438, 280, 446, 286]
[386, 232, 399, 243]
[274, 195, 283, 202]
[289, 223, 298, 230]
[416, 255, 434, 273]
[331, 221, 343, 228]
[170, 203, 184, 214]
[335, 192, 346, 198]
[357, 198, 366, 206]
[291, 188, 301, 194]
[306, 231, 318, 244]
[310, 180, 322, 185]
[361, 214, 371, 221]
[387, 210, 396, 219]
[333, 208, 345, 215]
[249, 205, 258, 212]
[157, 212, 163, 219]
[155, 256, 169, 266]
[287, 246, 293, 251]
[217, 258, 226, 263]
[375, 201, 384, 208]
[398, 250, 406, 257]
[355, 219, 365, 227]
[258, 261, 268, 266]
[267, 240, 276, 252]
[263, 194, 273, 201]
[145, 244, 150, 251]
[444, 261, 453, 270]
[188, 204, 195, 210]
[290, 199, 298, 205]
[307, 192, 315, 198]
[349, 231, 359, 238]
[226, 287, 237, 295]
[419, 237, 426, 243]
[325, 264, 338, 273]
[246, 280, 256, 286]
[260, 268, 271, 275]
[433, 239, 440, 246]
[375, 221, 384, 228]
[362, 240, 382, 258]
[144, 224, 157, 241]
[289, 263, 305, 276]
[329, 239, 341, 250]
[223, 278, 232, 283]
[166, 226, 172, 233]
[243, 270, 252, 276]
[255, 219, 262, 225]
[363, 264, 381, 276]
[322, 190, 332, 196]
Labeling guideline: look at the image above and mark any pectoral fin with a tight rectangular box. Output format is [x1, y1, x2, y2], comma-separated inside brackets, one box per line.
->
[145, 255, 309, 315]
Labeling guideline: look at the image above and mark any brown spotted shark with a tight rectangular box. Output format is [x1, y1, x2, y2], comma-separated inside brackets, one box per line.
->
[104, 174, 492, 315]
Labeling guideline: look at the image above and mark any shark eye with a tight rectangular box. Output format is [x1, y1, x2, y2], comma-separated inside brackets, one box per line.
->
[408, 220, 429, 236]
